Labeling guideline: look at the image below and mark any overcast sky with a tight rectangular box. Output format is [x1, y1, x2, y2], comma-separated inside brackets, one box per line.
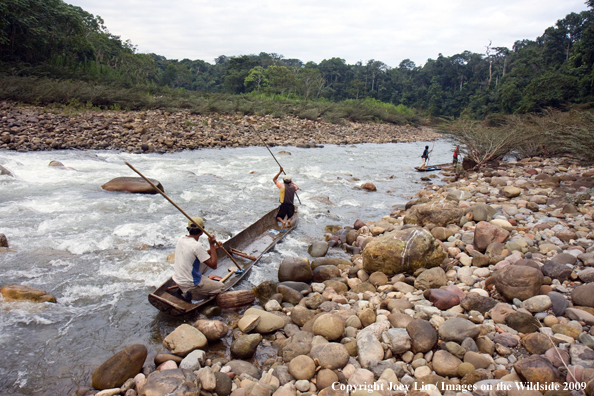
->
[65, 0, 589, 68]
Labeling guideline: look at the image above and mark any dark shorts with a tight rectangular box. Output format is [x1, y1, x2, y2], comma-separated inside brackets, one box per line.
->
[453, 157, 458, 164]
[277, 203, 295, 220]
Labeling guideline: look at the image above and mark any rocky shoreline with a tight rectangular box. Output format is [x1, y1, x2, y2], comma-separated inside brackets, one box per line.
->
[0, 101, 439, 153]
[57, 155, 594, 396]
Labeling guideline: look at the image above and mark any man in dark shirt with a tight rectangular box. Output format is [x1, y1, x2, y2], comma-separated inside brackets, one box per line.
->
[273, 167, 299, 228]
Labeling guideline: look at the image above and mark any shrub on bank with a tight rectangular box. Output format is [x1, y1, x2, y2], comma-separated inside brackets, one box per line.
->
[0, 75, 420, 126]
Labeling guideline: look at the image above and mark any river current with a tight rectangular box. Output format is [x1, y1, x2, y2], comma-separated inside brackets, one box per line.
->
[0, 141, 451, 395]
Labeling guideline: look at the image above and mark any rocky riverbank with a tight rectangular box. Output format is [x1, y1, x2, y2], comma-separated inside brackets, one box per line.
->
[72, 155, 594, 396]
[0, 101, 439, 153]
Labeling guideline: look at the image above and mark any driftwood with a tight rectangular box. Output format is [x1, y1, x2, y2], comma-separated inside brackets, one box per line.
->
[216, 290, 255, 308]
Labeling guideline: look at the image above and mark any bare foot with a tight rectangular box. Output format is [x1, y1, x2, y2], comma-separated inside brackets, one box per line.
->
[287, 220, 292, 227]
[280, 221, 286, 228]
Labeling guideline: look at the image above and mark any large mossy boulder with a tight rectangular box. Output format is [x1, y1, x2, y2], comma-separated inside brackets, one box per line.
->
[362, 227, 446, 275]
[0, 284, 57, 303]
[101, 176, 163, 194]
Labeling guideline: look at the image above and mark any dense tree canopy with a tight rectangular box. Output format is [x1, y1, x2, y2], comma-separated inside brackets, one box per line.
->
[1, 0, 593, 118]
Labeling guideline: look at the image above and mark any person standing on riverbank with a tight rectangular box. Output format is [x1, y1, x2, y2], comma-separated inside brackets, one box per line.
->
[453, 145, 460, 165]
[421, 145, 432, 167]
[273, 167, 299, 228]
[172, 217, 224, 302]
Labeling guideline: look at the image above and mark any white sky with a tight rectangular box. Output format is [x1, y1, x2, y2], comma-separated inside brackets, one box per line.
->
[65, 0, 590, 68]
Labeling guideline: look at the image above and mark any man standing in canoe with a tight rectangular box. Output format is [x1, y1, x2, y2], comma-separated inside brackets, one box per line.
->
[421, 145, 432, 167]
[172, 216, 224, 302]
[273, 167, 299, 228]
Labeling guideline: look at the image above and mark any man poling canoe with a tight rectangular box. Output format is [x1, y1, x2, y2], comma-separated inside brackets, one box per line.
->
[273, 167, 299, 228]
[172, 216, 225, 302]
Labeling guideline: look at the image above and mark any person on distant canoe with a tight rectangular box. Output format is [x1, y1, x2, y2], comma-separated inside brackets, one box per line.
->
[453, 145, 460, 165]
[273, 167, 299, 228]
[421, 145, 432, 167]
[172, 216, 224, 302]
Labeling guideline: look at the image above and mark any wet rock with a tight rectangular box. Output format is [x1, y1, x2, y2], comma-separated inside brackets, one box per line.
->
[362, 227, 446, 275]
[253, 281, 277, 301]
[230, 334, 262, 359]
[572, 283, 594, 308]
[278, 257, 312, 283]
[414, 267, 447, 290]
[494, 265, 543, 301]
[238, 315, 261, 333]
[310, 342, 350, 369]
[0, 233, 8, 248]
[290, 306, 315, 327]
[192, 320, 228, 342]
[0, 284, 57, 303]
[163, 324, 207, 357]
[0, 165, 13, 176]
[313, 314, 345, 341]
[92, 344, 148, 390]
[244, 308, 286, 333]
[179, 350, 205, 371]
[312, 265, 340, 282]
[308, 241, 329, 257]
[406, 319, 437, 353]
[101, 177, 163, 194]
[438, 318, 480, 343]
[277, 285, 303, 305]
[139, 369, 198, 396]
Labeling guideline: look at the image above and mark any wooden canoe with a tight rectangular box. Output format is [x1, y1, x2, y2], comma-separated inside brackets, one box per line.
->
[414, 165, 442, 172]
[148, 207, 298, 316]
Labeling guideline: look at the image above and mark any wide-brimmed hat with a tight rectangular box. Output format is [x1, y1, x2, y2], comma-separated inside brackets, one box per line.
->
[187, 216, 204, 229]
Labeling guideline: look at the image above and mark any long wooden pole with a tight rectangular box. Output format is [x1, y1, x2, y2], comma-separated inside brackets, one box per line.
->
[125, 162, 243, 270]
[253, 128, 302, 204]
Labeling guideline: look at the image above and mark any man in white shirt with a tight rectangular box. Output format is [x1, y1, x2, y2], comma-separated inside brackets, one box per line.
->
[172, 216, 224, 301]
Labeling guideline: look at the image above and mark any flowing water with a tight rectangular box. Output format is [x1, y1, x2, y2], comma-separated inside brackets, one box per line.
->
[0, 141, 452, 395]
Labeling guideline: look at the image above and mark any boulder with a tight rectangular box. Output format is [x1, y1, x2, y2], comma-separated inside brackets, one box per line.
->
[163, 324, 207, 357]
[362, 227, 446, 276]
[356, 331, 384, 368]
[403, 202, 465, 227]
[572, 283, 594, 308]
[192, 320, 228, 342]
[474, 221, 510, 252]
[231, 334, 262, 359]
[282, 331, 313, 362]
[424, 289, 460, 310]
[513, 356, 564, 386]
[313, 314, 345, 341]
[288, 355, 316, 380]
[414, 267, 447, 290]
[494, 265, 543, 301]
[309, 342, 350, 369]
[225, 360, 260, 379]
[139, 369, 199, 396]
[0, 233, 7, 248]
[406, 319, 437, 353]
[308, 241, 329, 257]
[460, 293, 498, 314]
[244, 308, 286, 333]
[278, 257, 312, 283]
[438, 318, 480, 343]
[101, 176, 163, 194]
[0, 284, 57, 303]
[312, 265, 340, 283]
[92, 344, 147, 390]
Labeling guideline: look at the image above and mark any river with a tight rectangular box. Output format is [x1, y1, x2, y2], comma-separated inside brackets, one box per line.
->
[0, 141, 451, 395]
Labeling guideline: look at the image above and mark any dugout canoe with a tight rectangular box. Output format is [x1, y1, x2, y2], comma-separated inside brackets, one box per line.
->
[148, 207, 298, 316]
[414, 165, 442, 172]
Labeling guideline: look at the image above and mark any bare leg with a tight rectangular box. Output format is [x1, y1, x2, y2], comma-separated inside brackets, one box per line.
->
[277, 217, 286, 228]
